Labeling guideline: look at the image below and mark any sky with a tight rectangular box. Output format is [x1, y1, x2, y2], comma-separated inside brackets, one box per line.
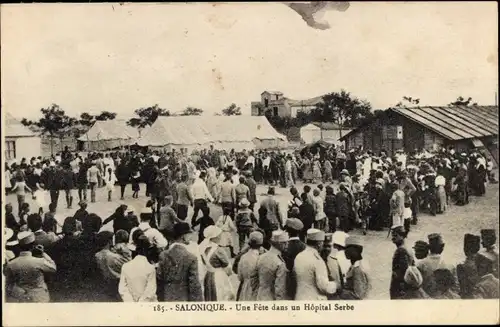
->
[1, 2, 498, 120]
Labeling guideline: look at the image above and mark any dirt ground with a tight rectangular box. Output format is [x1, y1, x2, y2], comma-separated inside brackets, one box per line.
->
[6, 181, 499, 300]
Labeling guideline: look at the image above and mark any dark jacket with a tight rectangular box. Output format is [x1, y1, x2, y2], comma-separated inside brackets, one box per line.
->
[283, 238, 306, 300]
[157, 243, 203, 302]
[390, 245, 413, 299]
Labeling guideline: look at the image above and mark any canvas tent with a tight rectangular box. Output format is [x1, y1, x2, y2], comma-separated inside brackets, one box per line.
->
[78, 120, 140, 151]
[138, 116, 287, 152]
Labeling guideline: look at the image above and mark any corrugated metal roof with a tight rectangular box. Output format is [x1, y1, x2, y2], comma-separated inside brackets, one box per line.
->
[4, 113, 38, 137]
[340, 105, 498, 141]
[391, 106, 498, 140]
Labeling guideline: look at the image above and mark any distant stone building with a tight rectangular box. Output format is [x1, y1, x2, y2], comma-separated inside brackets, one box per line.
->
[251, 91, 323, 118]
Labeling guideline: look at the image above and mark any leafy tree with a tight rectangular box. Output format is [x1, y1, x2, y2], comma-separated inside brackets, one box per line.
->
[79, 111, 117, 126]
[79, 112, 95, 127]
[180, 107, 203, 116]
[21, 118, 35, 126]
[449, 96, 477, 106]
[95, 111, 117, 121]
[127, 104, 170, 128]
[394, 96, 420, 108]
[221, 103, 242, 116]
[22, 104, 75, 156]
[312, 90, 373, 128]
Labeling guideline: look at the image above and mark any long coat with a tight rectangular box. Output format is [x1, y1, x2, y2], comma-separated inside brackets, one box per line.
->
[256, 248, 288, 301]
[283, 238, 307, 299]
[157, 243, 203, 302]
[237, 249, 260, 301]
[456, 255, 480, 299]
[294, 246, 337, 300]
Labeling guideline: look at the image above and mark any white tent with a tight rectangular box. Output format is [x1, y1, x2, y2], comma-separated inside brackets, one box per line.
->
[138, 116, 287, 152]
[300, 122, 351, 145]
[78, 120, 140, 151]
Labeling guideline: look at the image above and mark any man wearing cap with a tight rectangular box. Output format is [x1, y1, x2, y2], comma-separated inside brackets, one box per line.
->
[456, 234, 481, 299]
[237, 231, 265, 301]
[341, 235, 371, 300]
[157, 222, 203, 302]
[390, 226, 413, 299]
[294, 229, 338, 300]
[158, 196, 182, 242]
[471, 252, 500, 299]
[256, 230, 289, 301]
[325, 231, 349, 299]
[413, 240, 429, 262]
[282, 218, 306, 299]
[417, 233, 459, 298]
[235, 198, 258, 251]
[4, 231, 57, 302]
[480, 229, 499, 278]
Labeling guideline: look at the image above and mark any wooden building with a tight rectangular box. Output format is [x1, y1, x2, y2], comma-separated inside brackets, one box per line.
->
[340, 105, 499, 162]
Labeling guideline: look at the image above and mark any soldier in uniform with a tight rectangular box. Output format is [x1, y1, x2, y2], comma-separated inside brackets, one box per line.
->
[256, 230, 289, 301]
[294, 229, 338, 300]
[237, 231, 264, 301]
[456, 234, 481, 299]
[341, 236, 371, 300]
[282, 218, 306, 300]
[480, 229, 499, 278]
[4, 231, 57, 302]
[417, 233, 459, 298]
[325, 231, 349, 300]
[472, 251, 500, 299]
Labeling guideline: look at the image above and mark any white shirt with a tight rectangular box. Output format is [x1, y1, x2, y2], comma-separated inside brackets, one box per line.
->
[119, 255, 157, 302]
[138, 223, 168, 249]
[263, 157, 271, 168]
[190, 178, 214, 202]
[245, 155, 255, 166]
[435, 175, 446, 187]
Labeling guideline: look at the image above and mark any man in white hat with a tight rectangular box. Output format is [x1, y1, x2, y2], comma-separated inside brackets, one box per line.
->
[4, 231, 57, 302]
[294, 229, 338, 300]
[325, 231, 350, 297]
[256, 230, 289, 301]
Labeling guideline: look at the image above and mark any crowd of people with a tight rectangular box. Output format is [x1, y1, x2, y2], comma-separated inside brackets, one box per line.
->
[3, 143, 499, 302]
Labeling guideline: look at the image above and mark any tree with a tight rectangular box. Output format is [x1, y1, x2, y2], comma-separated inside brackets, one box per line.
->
[449, 96, 477, 106]
[23, 104, 75, 156]
[394, 96, 420, 108]
[221, 103, 242, 116]
[127, 104, 170, 128]
[95, 111, 117, 121]
[21, 118, 35, 126]
[79, 111, 117, 127]
[180, 107, 203, 116]
[312, 90, 373, 128]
